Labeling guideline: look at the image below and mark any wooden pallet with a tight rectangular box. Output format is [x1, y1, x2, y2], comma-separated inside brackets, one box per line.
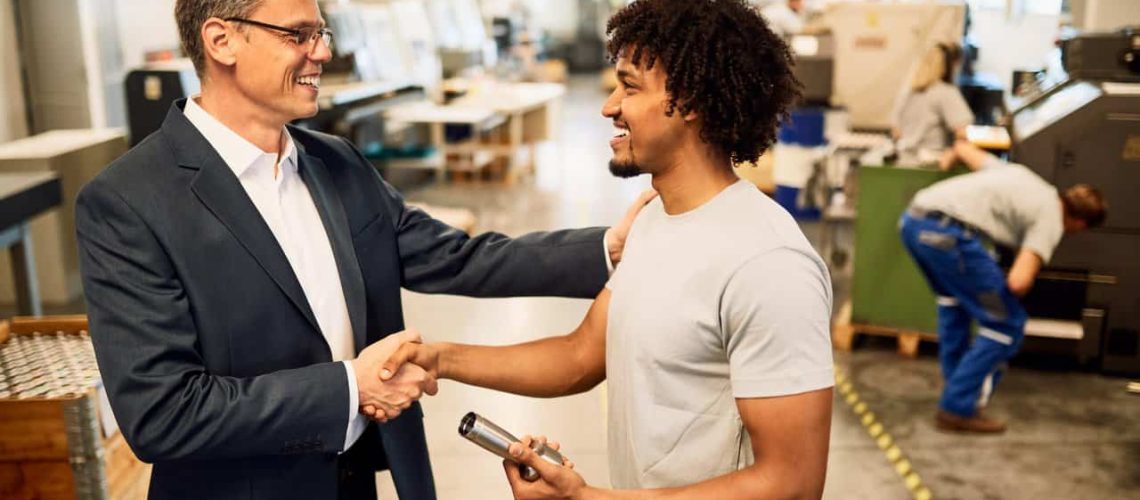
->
[832, 322, 938, 358]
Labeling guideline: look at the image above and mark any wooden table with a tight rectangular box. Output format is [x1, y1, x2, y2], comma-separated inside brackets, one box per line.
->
[0, 129, 127, 306]
[966, 125, 1011, 151]
[385, 101, 505, 178]
[318, 79, 416, 111]
[387, 82, 566, 183]
[0, 172, 62, 316]
[450, 83, 566, 182]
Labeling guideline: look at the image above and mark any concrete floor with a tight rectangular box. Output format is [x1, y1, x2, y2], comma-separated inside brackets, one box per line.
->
[7, 75, 1138, 499]
[837, 347, 1140, 500]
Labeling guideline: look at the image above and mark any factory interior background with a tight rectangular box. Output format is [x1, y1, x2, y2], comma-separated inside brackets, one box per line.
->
[0, 0, 1137, 499]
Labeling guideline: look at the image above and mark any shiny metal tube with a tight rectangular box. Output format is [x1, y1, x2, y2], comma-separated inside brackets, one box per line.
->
[459, 411, 564, 481]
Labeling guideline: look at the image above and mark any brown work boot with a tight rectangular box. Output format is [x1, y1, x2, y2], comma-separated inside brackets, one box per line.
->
[935, 410, 1007, 434]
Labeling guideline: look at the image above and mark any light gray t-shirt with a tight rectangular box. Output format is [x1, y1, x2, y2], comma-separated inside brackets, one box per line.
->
[605, 180, 834, 489]
[911, 158, 1064, 262]
[893, 81, 975, 154]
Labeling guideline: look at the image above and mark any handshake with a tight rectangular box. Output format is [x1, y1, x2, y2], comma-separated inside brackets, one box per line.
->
[350, 332, 590, 499]
[350, 328, 440, 423]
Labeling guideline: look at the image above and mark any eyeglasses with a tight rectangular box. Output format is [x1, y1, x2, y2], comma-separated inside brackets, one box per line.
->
[225, 17, 334, 54]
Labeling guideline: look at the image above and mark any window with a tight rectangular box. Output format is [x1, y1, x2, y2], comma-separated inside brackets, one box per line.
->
[968, 0, 1063, 15]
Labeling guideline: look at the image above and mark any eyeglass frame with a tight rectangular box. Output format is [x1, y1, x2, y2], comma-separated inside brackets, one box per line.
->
[224, 17, 334, 54]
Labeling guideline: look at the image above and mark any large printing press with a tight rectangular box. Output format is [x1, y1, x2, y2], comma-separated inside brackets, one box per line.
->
[1008, 29, 1140, 374]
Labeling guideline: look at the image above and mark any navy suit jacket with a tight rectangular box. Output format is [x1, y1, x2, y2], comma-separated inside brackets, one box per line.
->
[75, 100, 608, 499]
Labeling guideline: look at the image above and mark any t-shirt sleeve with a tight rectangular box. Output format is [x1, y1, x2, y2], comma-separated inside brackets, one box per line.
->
[1022, 199, 1065, 264]
[978, 156, 1006, 170]
[605, 267, 619, 291]
[720, 247, 835, 398]
[939, 86, 975, 131]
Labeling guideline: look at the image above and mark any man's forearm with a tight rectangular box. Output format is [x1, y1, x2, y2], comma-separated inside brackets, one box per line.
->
[579, 464, 814, 500]
[953, 140, 995, 171]
[1007, 248, 1043, 297]
[438, 336, 604, 398]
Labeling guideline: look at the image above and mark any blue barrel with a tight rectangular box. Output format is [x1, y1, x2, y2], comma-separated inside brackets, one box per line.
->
[774, 185, 821, 220]
[777, 108, 826, 147]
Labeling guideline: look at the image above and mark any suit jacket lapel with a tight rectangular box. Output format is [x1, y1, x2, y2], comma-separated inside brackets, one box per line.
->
[295, 146, 368, 353]
[164, 102, 323, 336]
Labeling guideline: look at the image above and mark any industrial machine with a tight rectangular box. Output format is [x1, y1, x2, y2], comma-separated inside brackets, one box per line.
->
[790, 34, 835, 106]
[1010, 29, 1140, 375]
[124, 61, 200, 146]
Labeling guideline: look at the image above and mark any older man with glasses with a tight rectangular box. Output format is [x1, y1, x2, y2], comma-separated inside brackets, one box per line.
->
[75, 1, 648, 499]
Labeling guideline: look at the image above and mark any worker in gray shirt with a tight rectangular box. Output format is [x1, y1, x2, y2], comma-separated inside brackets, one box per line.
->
[900, 140, 1108, 433]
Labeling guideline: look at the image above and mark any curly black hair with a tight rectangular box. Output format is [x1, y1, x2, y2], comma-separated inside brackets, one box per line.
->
[606, 0, 801, 164]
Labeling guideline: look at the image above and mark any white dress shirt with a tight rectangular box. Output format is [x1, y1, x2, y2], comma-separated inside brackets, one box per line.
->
[183, 97, 368, 452]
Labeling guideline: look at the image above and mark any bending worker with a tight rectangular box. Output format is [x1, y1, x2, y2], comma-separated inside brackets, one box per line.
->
[900, 140, 1107, 433]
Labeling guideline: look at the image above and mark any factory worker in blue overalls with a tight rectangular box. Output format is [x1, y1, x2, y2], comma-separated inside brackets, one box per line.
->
[899, 140, 1108, 432]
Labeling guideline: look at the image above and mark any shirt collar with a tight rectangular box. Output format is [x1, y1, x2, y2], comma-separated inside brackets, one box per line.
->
[183, 96, 299, 178]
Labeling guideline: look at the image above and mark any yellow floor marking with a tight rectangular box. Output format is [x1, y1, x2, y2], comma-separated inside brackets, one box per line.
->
[835, 367, 934, 500]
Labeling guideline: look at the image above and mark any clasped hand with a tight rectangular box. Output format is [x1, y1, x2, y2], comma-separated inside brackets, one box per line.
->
[352, 329, 438, 423]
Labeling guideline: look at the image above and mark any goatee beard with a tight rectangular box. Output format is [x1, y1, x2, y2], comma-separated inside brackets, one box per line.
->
[609, 160, 644, 178]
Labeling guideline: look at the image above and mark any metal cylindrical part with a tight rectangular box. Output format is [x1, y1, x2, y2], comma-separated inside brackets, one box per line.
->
[459, 412, 564, 481]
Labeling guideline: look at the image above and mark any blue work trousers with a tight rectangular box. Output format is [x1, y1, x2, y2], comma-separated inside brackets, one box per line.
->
[899, 212, 1027, 417]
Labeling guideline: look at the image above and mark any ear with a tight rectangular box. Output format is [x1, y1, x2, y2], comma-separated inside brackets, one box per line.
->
[201, 17, 239, 70]
[682, 108, 699, 123]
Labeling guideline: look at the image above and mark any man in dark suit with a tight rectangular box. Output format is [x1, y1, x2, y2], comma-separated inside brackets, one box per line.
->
[75, 0, 645, 498]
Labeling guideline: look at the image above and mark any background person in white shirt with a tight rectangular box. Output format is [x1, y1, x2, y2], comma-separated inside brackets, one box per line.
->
[380, 1, 834, 498]
[74, 0, 646, 498]
[760, 0, 806, 37]
[891, 43, 975, 165]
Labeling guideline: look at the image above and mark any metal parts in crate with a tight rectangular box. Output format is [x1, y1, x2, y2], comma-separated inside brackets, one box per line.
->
[0, 330, 99, 400]
[0, 317, 149, 499]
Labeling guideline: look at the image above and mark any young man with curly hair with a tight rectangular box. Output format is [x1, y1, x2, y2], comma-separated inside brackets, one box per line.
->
[380, 1, 833, 497]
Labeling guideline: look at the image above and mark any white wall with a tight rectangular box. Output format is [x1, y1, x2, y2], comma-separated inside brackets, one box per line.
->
[527, 0, 579, 39]
[1073, 0, 1140, 31]
[970, 9, 1060, 93]
[0, 0, 28, 142]
[481, 0, 580, 39]
[113, 0, 180, 70]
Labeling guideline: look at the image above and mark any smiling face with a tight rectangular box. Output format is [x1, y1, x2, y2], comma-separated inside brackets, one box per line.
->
[228, 0, 331, 124]
[601, 50, 690, 178]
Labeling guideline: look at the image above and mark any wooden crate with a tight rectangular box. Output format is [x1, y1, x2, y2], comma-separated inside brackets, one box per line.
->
[833, 322, 938, 358]
[0, 316, 150, 499]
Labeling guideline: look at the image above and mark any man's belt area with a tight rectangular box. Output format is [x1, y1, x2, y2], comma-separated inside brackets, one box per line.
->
[907, 206, 993, 242]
